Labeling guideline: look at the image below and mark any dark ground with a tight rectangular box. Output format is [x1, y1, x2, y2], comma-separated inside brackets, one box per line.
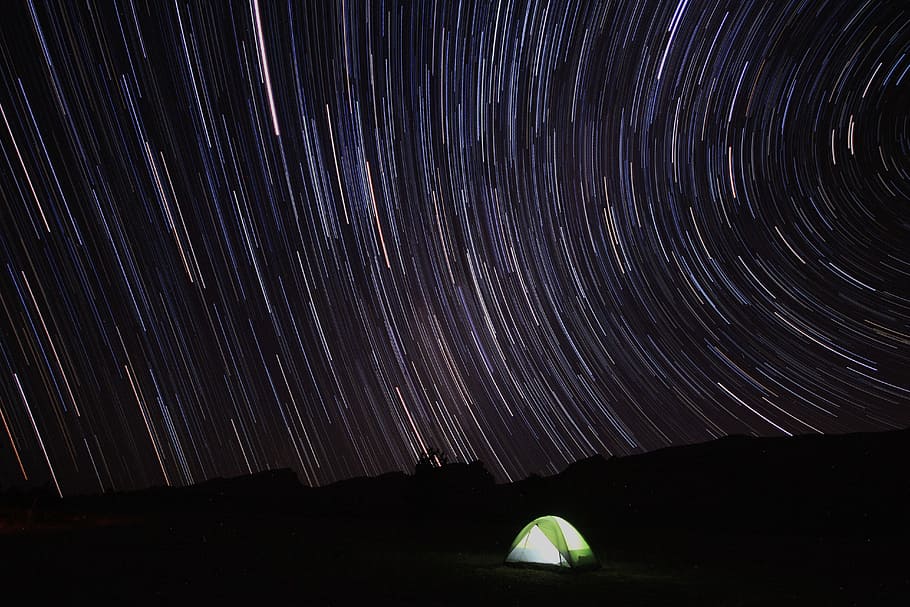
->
[1, 429, 908, 605]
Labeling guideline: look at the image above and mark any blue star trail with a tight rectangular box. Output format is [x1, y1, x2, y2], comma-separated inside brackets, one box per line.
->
[0, 0, 907, 494]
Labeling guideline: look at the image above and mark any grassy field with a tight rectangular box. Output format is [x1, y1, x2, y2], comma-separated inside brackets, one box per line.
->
[1, 509, 905, 605]
[3, 430, 907, 604]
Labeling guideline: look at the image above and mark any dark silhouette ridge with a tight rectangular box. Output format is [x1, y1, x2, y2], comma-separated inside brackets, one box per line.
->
[1, 428, 907, 604]
[3, 428, 907, 534]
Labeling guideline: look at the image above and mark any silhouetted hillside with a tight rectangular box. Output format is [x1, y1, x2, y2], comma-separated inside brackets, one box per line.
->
[502, 429, 910, 537]
[3, 428, 907, 537]
[2, 429, 908, 605]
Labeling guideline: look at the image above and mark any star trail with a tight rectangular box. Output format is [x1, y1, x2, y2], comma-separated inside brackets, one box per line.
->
[0, 0, 907, 495]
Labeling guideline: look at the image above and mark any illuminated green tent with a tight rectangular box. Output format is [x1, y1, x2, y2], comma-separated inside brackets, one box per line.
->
[504, 515, 598, 570]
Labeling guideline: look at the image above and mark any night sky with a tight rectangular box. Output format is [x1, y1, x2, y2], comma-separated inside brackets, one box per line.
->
[0, 0, 907, 496]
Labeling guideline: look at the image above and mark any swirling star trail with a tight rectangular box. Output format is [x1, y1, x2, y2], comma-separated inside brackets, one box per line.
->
[0, 0, 907, 494]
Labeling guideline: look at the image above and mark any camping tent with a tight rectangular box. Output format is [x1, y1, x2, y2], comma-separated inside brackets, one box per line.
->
[504, 515, 598, 570]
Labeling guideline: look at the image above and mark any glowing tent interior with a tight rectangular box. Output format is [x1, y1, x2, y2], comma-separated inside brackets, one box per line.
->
[504, 515, 599, 570]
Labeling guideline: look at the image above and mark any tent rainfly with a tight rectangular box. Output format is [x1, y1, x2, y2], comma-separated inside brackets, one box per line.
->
[504, 515, 598, 570]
